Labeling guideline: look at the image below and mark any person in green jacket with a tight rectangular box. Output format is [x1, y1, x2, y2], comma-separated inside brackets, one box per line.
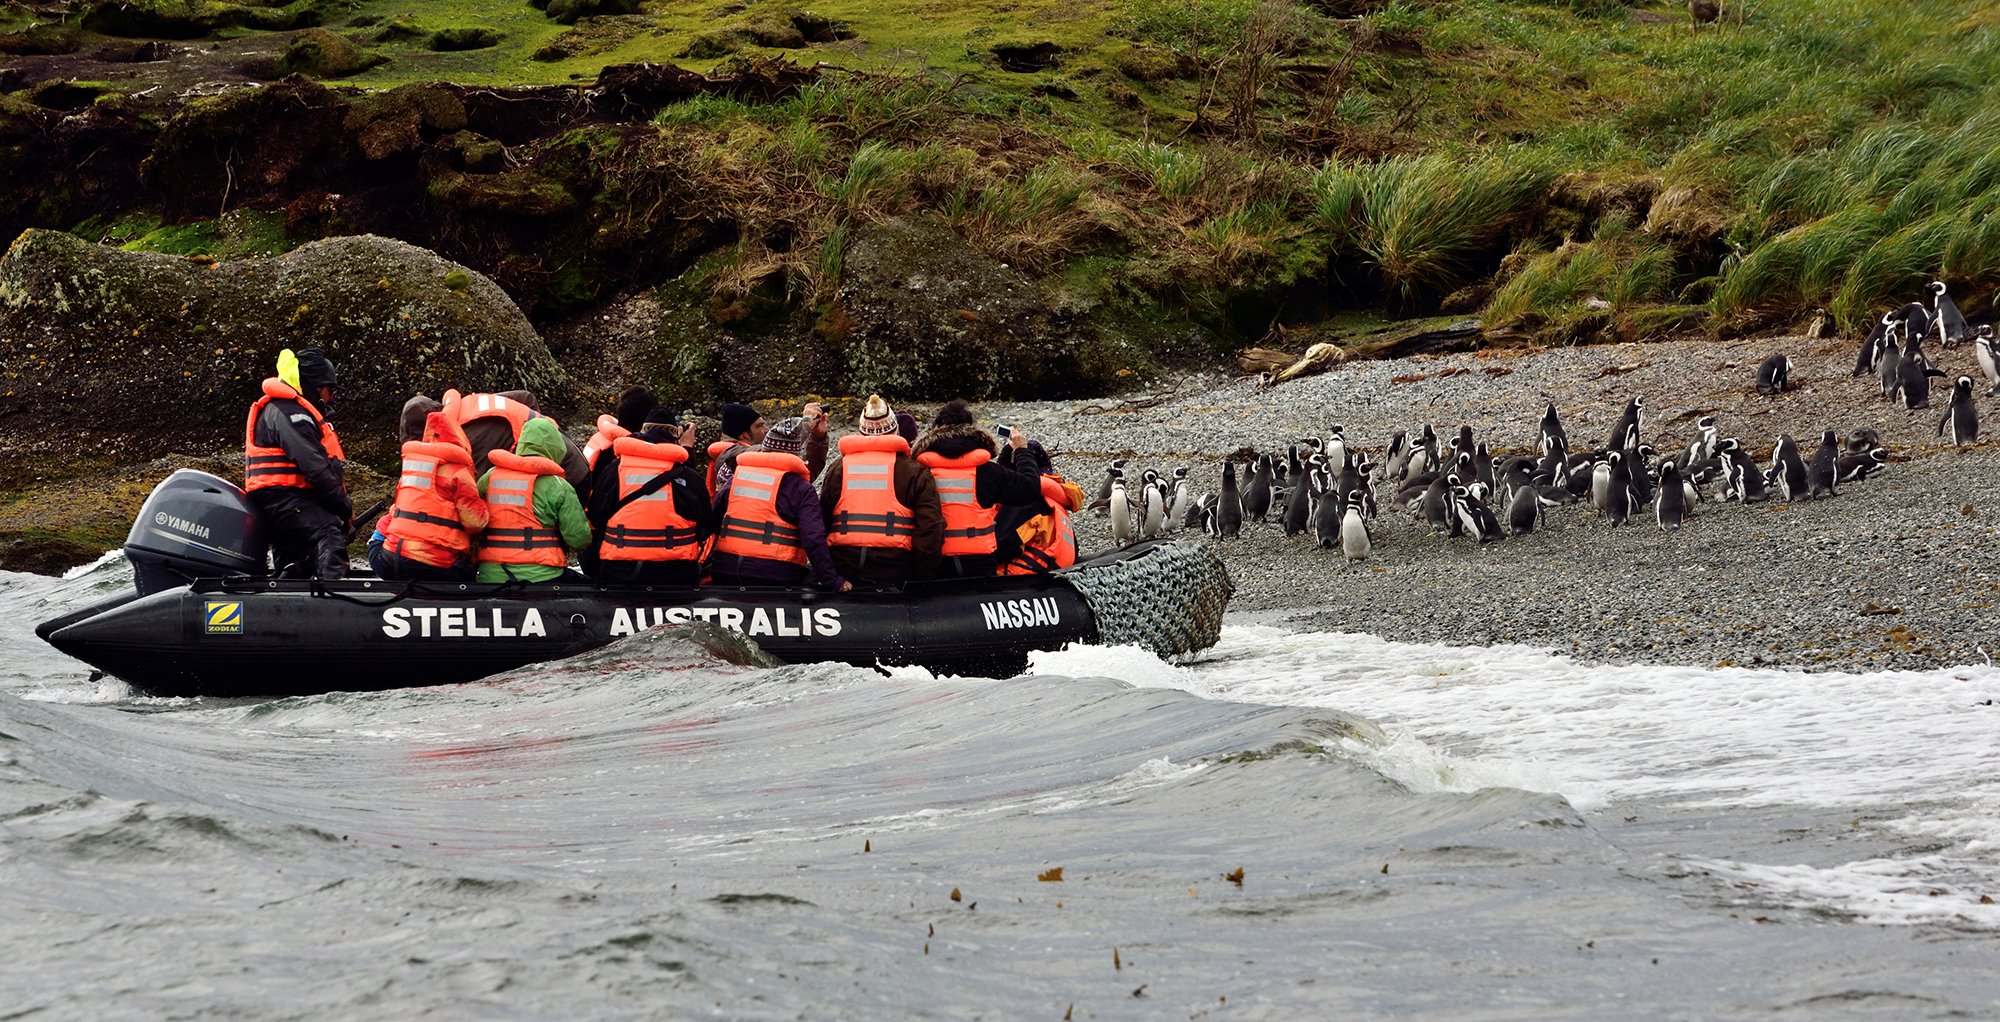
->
[475, 417, 593, 583]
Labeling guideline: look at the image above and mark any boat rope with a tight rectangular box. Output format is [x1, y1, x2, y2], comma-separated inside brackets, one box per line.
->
[1061, 541, 1233, 659]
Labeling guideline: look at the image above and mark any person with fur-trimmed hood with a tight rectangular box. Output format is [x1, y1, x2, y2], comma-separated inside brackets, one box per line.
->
[912, 399, 1048, 578]
[818, 395, 944, 586]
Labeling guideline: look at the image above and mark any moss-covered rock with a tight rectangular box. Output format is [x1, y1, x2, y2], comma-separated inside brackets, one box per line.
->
[0, 229, 575, 470]
[835, 214, 1155, 399]
[0, 23, 84, 55]
[529, 0, 641, 26]
[80, 0, 329, 39]
[275, 27, 387, 78]
[429, 27, 502, 52]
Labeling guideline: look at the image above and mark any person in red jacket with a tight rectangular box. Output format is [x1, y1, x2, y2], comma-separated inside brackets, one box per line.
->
[912, 400, 1048, 578]
[373, 413, 490, 582]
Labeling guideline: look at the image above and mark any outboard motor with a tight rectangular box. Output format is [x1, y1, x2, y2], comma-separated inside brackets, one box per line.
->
[124, 469, 269, 595]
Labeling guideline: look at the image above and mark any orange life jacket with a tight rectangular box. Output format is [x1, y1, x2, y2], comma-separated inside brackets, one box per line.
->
[583, 414, 629, 470]
[706, 437, 747, 491]
[827, 434, 918, 551]
[444, 391, 537, 445]
[714, 450, 809, 567]
[599, 436, 701, 563]
[382, 440, 477, 560]
[478, 449, 567, 567]
[918, 449, 999, 556]
[1003, 475, 1078, 575]
[243, 377, 346, 493]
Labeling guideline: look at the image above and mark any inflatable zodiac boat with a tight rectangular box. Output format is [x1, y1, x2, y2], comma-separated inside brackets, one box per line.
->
[36, 471, 1234, 698]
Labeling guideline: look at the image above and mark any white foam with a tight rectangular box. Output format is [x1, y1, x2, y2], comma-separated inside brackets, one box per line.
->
[1690, 855, 2000, 927]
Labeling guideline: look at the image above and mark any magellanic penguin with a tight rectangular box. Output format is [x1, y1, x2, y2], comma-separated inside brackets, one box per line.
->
[1898, 328, 1947, 409]
[1878, 318, 1905, 402]
[1090, 458, 1128, 515]
[1931, 281, 1970, 348]
[1108, 468, 1134, 547]
[1140, 469, 1167, 538]
[1590, 456, 1614, 515]
[1313, 479, 1343, 550]
[1604, 451, 1634, 527]
[1685, 414, 1720, 465]
[1242, 453, 1274, 522]
[1539, 401, 1567, 456]
[1940, 376, 1980, 446]
[1754, 354, 1794, 395]
[1167, 467, 1193, 527]
[1282, 463, 1314, 537]
[1505, 481, 1544, 536]
[1836, 446, 1891, 483]
[1771, 434, 1810, 502]
[1854, 314, 1890, 377]
[1217, 461, 1245, 539]
[1845, 427, 1882, 455]
[1808, 429, 1839, 499]
[1656, 460, 1687, 532]
[1339, 491, 1371, 562]
[1974, 325, 2000, 397]
[1608, 395, 1644, 451]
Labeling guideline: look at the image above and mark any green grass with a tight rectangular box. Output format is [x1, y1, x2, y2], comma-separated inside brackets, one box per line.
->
[37, 0, 2000, 345]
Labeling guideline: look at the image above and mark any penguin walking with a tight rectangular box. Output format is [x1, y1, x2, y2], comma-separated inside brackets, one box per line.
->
[1108, 468, 1135, 547]
[1608, 395, 1644, 451]
[1339, 492, 1371, 562]
[1974, 326, 1999, 397]
[1242, 454, 1274, 522]
[1755, 354, 1794, 395]
[1931, 281, 1970, 347]
[1217, 461, 1244, 539]
[1655, 460, 1687, 532]
[1604, 451, 1634, 527]
[1808, 429, 1839, 499]
[1940, 376, 1980, 446]
[1854, 314, 1891, 377]
[1771, 435, 1810, 502]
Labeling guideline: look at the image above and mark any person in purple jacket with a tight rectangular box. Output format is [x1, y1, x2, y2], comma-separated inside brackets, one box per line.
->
[707, 417, 851, 591]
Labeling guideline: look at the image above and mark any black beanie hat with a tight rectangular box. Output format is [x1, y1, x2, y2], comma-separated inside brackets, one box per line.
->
[296, 348, 337, 390]
[614, 386, 659, 433]
[720, 402, 758, 440]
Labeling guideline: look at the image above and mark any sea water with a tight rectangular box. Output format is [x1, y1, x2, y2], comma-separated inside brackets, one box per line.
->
[3, 557, 1996, 1019]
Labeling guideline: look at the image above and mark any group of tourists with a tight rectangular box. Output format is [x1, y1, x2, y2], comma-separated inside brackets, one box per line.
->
[243, 349, 1085, 590]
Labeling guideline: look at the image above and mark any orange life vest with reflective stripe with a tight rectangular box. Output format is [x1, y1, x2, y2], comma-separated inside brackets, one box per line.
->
[382, 440, 476, 559]
[583, 414, 629, 470]
[714, 451, 809, 567]
[600, 437, 701, 563]
[918, 449, 999, 557]
[828, 434, 917, 551]
[478, 449, 567, 567]
[445, 391, 537, 445]
[1003, 474, 1078, 575]
[706, 437, 747, 491]
[243, 377, 346, 493]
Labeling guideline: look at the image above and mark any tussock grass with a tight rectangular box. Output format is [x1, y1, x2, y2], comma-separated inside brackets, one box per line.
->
[1314, 151, 1555, 302]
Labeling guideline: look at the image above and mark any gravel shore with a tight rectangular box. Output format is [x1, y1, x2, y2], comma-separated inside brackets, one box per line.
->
[982, 333, 2000, 673]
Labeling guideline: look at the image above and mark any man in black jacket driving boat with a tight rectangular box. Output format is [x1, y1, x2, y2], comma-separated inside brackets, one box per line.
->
[244, 348, 350, 579]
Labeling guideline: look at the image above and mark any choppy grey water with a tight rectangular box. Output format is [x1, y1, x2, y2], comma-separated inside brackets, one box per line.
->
[4, 557, 1998, 1020]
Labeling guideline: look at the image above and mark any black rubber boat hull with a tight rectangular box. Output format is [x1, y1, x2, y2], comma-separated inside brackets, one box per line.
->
[42, 573, 1098, 698]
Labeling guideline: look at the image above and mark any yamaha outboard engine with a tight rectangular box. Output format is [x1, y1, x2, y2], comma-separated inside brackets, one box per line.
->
[124, 469, 269, 595]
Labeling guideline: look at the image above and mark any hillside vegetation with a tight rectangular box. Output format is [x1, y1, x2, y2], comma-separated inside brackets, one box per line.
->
[5, 0, 1999, 385]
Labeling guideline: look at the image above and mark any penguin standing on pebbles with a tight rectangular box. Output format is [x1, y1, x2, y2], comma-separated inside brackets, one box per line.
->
[1772, 435, 1810, 502]
[1974, 326, 2000, 397]
[1855, 314, 1891, 377]
[1539, 402, 1567, 456]
[1899, 329, 1946, 409]
[1656, 460, 1688, 532]
[1931, 281, 1970, 348]
[1879, 319, 1906, 402]
[1140, 469, 1167, 538]
[1605, 451, 1634, 527]
[1506, 483, 1548, 536]
[1091, 459, 1127, 515]
[1808, 429, 1840, 499]
[1339, 491, 1372, 562]
[1313, 480, 1343, 550]
[1242, 454, 1273, 522]
[1608, 396, 1644, 451]
[1217, 461, 1244, 539]
[1755, 354, 1794, 395]
[1940, 376, 1980, 446]
[1108, 469, 1135, 547]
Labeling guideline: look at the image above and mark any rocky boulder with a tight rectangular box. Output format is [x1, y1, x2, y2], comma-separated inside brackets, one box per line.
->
[0, 230, 573, 479]
[833, 214, 1154, 399]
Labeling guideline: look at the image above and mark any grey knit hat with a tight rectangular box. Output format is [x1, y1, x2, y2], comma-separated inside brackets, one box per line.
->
[762, 416, 809, 455]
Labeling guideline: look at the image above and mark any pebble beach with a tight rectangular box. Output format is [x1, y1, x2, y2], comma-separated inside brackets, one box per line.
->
[985, 333, 2000, 673]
